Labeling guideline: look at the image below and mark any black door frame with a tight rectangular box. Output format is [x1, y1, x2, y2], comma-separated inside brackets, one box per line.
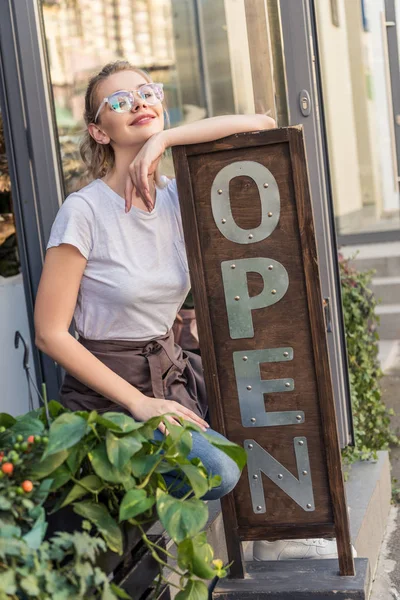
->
[0, 0, 64, 401]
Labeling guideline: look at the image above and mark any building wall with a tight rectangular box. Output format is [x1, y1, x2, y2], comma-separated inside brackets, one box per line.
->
[366, 0, 399, 214]
[314, 0, 363, 217]
[344, 0, 381, 209]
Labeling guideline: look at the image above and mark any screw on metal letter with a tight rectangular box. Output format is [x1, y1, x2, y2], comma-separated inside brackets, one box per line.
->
[221, 258, 289, 339]
[211, 161, 280, 244]
[283, 352, 289, 357]
[245, 438, 314, 513]
[234, 348, 301, 427]
[221, 218, 226, 224]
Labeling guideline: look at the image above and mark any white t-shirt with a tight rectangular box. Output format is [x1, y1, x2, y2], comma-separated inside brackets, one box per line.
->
[47, 178, 191, 341]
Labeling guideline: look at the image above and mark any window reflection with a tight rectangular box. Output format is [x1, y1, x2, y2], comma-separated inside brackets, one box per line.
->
[0, 112, 20, 277]
[315, 0, 400, 237]
[41, 0, 207, 193]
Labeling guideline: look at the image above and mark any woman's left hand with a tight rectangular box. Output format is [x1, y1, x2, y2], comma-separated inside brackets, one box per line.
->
[124, 131, 167, 212]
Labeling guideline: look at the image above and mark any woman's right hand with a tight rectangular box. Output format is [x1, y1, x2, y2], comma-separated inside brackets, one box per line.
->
[129, 396, 209, 435]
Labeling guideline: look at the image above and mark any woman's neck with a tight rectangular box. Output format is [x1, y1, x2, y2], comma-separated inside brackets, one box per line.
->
[102, 148, 156, 210]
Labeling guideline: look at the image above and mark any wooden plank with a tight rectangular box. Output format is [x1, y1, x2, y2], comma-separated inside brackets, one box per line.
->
[213, 558, 369, 599]
[288, 127, 354, 576]
[244, 0, 276, 118]
[172, 146, 245, 579]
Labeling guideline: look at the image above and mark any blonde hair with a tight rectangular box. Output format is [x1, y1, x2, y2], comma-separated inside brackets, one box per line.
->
[80, 60, 166, 187]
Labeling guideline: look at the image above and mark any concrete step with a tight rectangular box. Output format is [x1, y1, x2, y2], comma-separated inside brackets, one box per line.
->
[372, 276, 400, 304]
[341, 241, 400, 278]
[378, 340, 400, 372]
[375, 304, 400, 339]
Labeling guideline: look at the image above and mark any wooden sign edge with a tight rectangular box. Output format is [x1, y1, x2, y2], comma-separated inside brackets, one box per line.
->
[287, 127, 354, 575]
[172, 146, 245, 578]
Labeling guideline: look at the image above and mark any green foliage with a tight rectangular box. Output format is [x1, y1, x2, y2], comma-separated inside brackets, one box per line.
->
[0, 529, 121, 600]
[339, 256, 398, 465]
[0, 404, 246, 598]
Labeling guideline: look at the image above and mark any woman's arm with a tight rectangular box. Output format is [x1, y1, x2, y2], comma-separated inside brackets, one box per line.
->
[125, 114, 276, 209]
[164, 114, 275, 148]
[35, 245, 208, 433]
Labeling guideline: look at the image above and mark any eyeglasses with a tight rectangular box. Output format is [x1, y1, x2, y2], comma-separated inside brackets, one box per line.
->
[94, 83, 164, 123]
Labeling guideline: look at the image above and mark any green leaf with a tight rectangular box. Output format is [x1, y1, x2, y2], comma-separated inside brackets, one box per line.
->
[47, 400, 67, 419]
[23, 508, 47, 549]
[119, 489, 155, 521]
[44, 413, 88, 457]
[29, 450, 69, 479]
[179, 463, 209, 498]
[20, 573, 40, 596]
[61, 475, 103, 508]
[130, 454, 159, 478]
[0, 413, 16, 429]
[203, 434, 247, 471]
[94, 414, 122, 432]
[156, 490, 208, 543]
[0, 496, 12, 510]
[0, 570, 16, 595]
[163, 420, 193, 459]
[110, 583, 132, 599]
[73, 501, 123, 554]
[10, 416, 44, 438]
[106, 430, 143, 469]
[89, 442, 131, 483]
[49, 463, 72, 491]
[0, 523, 21, 539]
[35, 478, 54, 505]
[66, 439, 96, 475]
[175, 579, 208, 600]
[178, 532, 226, 580]
[101, 412, 142, 433]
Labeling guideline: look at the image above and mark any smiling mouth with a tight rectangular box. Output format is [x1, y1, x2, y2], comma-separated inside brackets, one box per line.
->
[130, 115, 155, 126]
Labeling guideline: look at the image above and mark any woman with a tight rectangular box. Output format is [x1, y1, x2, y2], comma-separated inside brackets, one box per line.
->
[34, 60, 276, 500]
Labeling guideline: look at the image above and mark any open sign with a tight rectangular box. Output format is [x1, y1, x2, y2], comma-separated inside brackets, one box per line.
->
[173, 127, 353, 577]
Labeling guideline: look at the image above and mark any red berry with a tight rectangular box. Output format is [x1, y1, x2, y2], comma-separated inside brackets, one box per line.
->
[27, 436, 35, 444]
[21, 480, 33, 493]
[2, 462, 14, 475]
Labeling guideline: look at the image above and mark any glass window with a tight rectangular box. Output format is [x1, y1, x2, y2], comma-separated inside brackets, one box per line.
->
[40, 0, 265, 193]
[0, 109, 37, 415]
[41, 0, 210, 192]
[315, 0, 400, 238]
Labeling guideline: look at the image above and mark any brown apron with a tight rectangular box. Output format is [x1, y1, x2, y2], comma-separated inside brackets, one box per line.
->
[60, 330, 208, 418]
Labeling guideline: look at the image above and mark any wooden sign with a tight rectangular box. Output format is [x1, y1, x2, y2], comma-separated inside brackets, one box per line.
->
[172, 127, 354, 579]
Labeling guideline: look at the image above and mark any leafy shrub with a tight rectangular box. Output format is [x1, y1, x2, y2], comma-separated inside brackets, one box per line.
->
[339, 255, 398, 464]
[0, 530, 120, 600]
[0, 403, 245, 598]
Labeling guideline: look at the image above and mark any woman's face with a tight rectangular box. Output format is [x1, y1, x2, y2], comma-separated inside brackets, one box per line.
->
[92, 70, 164, 149]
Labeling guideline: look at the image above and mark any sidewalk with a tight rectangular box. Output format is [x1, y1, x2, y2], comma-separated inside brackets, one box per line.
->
[370, 346, 400, 599]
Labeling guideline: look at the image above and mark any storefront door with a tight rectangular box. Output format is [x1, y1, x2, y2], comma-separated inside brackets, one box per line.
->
[0, 0, 354, 446]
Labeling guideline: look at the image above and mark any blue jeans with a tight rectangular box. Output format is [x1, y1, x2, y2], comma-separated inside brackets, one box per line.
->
[153, 427, 241, 500]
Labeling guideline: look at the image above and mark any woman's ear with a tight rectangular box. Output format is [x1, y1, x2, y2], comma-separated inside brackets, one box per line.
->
[87, 123, 110, 145]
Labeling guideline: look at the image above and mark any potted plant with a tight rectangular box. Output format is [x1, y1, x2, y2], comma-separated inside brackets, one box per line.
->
[0, 401, 246, 599]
